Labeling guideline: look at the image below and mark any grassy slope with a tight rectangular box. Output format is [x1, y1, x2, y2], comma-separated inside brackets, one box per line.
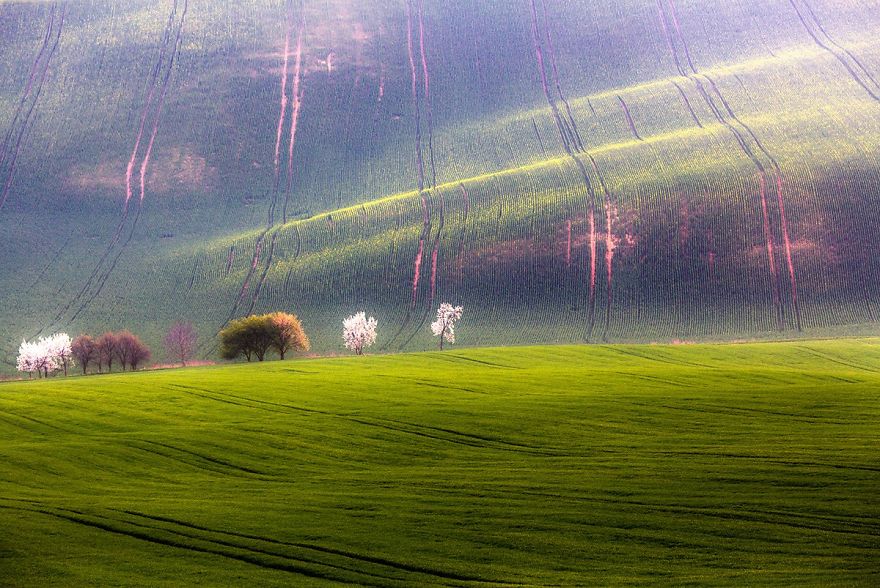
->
[1, 341, 879, 585]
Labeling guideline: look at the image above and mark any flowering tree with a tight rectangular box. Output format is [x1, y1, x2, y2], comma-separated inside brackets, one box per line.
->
[16, 340, 48, 378]
[342, 312, 378, 355]
[430, 303, 463, 350]
[44, 333, 73, 376]
[16, 333, 73, 378]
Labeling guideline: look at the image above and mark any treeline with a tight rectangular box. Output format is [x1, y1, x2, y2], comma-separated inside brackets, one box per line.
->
[70, 331, 151, 374]
[16, 304, 462, 379]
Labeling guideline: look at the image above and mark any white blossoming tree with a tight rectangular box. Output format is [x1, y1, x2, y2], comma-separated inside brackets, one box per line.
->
[16, 340, 44, 378]
[43, 333, 73, 376]
[430, 303, 463, 350]
[343, 312, 378, 355]
[16, 333, 74, 379]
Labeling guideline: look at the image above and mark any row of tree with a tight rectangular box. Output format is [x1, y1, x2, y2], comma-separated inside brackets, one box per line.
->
[221, 303, 464, 362]
[16, 331, 150, 378]
[15, 304, 464, 378]
[70, 331, 151, 374]
[16, 322, 198, 378]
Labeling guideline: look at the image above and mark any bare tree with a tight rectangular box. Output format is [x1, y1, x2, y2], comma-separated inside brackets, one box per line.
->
[128, 336, 151, 371]
[71, 335, 96, 375]
[164, 321, 198, 366]
[95, 332, 118, 373]
[115, 331, 151, 371]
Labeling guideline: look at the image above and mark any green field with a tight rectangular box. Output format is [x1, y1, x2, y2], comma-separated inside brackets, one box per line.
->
[1, 341, 878, 585]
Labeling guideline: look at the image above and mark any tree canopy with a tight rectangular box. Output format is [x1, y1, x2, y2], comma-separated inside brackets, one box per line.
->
[220, 312, 309, 362]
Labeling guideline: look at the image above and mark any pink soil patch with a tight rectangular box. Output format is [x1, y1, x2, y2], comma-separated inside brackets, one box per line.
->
[67, 147, 217, 196]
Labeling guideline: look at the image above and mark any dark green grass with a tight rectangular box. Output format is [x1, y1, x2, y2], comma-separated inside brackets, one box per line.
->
[1, 341, 879, 585]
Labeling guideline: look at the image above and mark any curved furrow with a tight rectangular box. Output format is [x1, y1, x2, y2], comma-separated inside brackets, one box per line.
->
[373, 416, 556, 454]
[528, 0, 603, 339]
[271, 9, 292, 186]
[27, 233, 73, 290]
[793, 345, 880, 374]
[433, 192, 447, 308]
[400, 192, 445, 349]
[385, 2, 438, 349]
[582, 153, 617, 341]
[246, 2, 306, 314]
[0, 407, 67, 433]
[168, 384, 327, 416]
[405, 0, 426, 191]
[125, 442, 273, 480]
[0, 5, 63, 212]
[656, 0, 798, 331]
[539, 0, 584, 152]
[226, 0, 305, 330]
[386, 195, 432, 349]
[534, 1, 623, 339]
[671, 81, 703, 128]
[68, 1, 188, 324]
[121, 510, 502, 585]
[0, 4, 55, 176]
[800, 0, 880, 91]
[456, 183, 470, 279]
[48, 1, 182, 328]
[702, 69, 800, 329]
[31, 507, 391, 586]
[346, 416, 551, 455]
[416, 0, 437, 189]
[133, 439, 272, 477]
[91, 511, 414, 585]
[528, 0, 573, 155]
[787, 0, 879, 101]
[616, 95, 642, 141]
[280, 0, 305, 226]
[655, 0, 686, 77]
[244, 231, 278, 316]
[225, 3, 294, 323]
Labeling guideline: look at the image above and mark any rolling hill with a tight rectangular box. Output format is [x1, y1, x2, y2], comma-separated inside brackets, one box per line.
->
[2, 0, 880, 365]
[2, 342, 880, 584]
